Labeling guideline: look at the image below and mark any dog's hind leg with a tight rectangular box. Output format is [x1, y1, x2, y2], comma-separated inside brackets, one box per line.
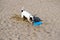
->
[21, 14, 23, 18]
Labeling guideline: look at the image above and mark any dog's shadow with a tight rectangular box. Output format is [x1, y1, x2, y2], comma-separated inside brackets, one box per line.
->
[33, 16, 42, 22]
[10, 14, 29, 23]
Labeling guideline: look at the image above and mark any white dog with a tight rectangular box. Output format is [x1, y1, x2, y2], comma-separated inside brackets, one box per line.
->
[21, 9, 34, 23]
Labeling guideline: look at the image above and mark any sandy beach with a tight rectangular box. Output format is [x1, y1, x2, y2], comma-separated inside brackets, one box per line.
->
[0, 0, 60, 40]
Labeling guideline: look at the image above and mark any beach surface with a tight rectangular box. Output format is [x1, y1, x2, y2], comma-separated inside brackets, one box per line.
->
[0, 0, 60, 40]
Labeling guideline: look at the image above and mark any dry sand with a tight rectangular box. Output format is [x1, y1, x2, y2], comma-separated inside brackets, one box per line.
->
[0, 0, 60, 40]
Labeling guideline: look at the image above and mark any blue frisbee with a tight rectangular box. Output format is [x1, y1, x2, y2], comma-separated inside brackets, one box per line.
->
[33, 21, 43, 27]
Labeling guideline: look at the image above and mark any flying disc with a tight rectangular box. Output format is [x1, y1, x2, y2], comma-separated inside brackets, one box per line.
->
[33, 21, 43, 27]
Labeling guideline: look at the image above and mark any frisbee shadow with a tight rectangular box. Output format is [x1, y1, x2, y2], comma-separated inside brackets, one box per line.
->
[32, 16, 43, 26]
[33, 16, 42, 22]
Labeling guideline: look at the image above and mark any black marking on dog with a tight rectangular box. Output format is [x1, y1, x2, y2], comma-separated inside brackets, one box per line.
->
[23, 16, 27, 21]
[30, 17, 33, 21]
[21, 10, 23, 12]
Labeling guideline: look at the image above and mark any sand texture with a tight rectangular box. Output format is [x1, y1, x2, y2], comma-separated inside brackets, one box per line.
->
[0, 0, 60, 40]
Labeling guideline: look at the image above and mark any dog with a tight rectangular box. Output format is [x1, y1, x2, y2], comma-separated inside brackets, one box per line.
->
[21, 9, 34, 23]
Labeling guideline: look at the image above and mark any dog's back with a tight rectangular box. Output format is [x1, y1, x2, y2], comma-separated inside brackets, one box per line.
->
[21, 10, 32, 18]
[21, 9, 34, 23]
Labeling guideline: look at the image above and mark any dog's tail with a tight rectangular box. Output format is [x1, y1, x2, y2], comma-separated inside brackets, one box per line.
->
[21, 9, 23, 12]
[21, 7, 24, 12]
